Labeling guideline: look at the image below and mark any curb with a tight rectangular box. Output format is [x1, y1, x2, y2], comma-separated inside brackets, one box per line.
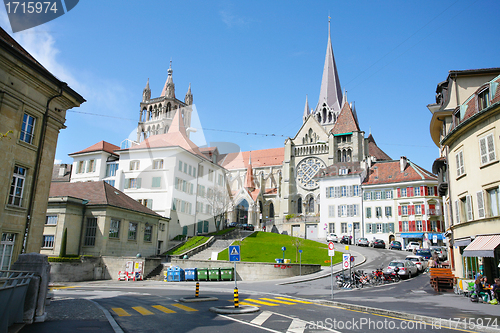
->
[180, 296, 219, 303]
[87, 298, 124, 333]
[209, 305, 259, 314]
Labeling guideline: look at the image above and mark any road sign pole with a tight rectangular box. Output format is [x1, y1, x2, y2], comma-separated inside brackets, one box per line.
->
[234, 261, 237, 289]
[330, 255, 334, 300]
[300, 252, 302, 276]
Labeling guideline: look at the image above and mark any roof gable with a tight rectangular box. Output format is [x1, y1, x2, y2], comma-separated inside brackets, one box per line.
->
[70, 140, 119, 156]
[367, 134, 391, 161]
[331, 102, 360, 135]
[363, 160, 437, 185]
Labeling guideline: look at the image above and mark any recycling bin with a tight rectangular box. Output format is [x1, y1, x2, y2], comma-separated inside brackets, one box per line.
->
[185, 268, 198, 281]
[165, 267, 174, 282]
[284, 259, 291, 264]
[172, 266, 185, 282]
[197, 268, 208, 281]
[208, 268, 220, 281]
[220, 267, 234, 281]
[275, 259, 284, 264]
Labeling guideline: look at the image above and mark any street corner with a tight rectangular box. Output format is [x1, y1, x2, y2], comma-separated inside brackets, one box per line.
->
[180, 296, 219, 303]
[209, 305, 260, 314]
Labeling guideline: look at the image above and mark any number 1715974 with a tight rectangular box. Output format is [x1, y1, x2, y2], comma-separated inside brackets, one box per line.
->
[5, 2, 58, 14]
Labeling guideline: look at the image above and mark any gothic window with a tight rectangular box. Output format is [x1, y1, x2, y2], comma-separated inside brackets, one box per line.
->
[328, 112, 332, 123]
[166, 102, 171, 112]
[296, 157, 326, 189]
[164, 126, 169, 134]
[337, 150, 342, 162]
[347, 149, 352, 162]
[297, 197, 302, 214]
[141, 108, 147, 122]
[317, 113, 322, 123]
[322, 108, 327, 123]
[306, 196, 314, 213]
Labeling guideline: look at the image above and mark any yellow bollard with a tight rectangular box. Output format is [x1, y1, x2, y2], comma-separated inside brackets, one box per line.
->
[195, 282, 199, 297]
[234, 288, 239, 308]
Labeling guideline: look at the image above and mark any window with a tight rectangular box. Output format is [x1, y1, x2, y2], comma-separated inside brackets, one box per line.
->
[125, 178, 141, 189]
[364, 192, 371, 200]
[208, 169, 214, 181]
[385, 206, 392, 217]
[414, 187, 420, 196]
[87, 159, 96, 173]
[104, 179, 115, 187]
[152, 177, 161, 188]
[402, 221, 409, 232]
[456, 150, 465, 177]
[329, 223, 335, 233]
[415, 204, 422, 215]
[401, 188, 407, 197]
[188, 165, 192, 175]
[366, 224, 373, 233]
[375, 207, 382, 218]
[385, 190, 392, 199]
[9, 166, 26, 207]
[353, 185, 360, 196]
[77, 161, 85, 174]
[42, 235, 54, 248]
[84, 218, 98, 246]
[376, 191, 382, 200]
[144, 225, 152, 242]
[109, 219, 120, 238]
[153, 159, 164, 169]
[376, 224, 382, 233]
[328, 205, 335, 217]
[45, 215, 57, 225]
[416, 220, 422, 231]
[0, 233, 16, 270]
[428, 186, 435, 196]
[401, 205, 408, 216]
[130, 160, 140, 170]
[353, 222, 360, 230]
[478, 88, 490, 110]
[341, 186, 347, 197]
[128, 222, 137, 240]
[341, 223, 347, 233]
[218, 174, 223, 186]
[479, 134, 496, 165]
[198, 165, 204, 177]
[178, 161, 183, 171]
[20, 113, 35, 144]
[366, 207, 372, 218]
[477, 191, 485, 218]
[488, 188, 500, 217]
[183, 163, 187, 173]
[106, 163, 118, 177]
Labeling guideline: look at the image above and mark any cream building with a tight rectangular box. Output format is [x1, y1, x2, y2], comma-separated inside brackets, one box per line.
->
[0, 28, 84, 269]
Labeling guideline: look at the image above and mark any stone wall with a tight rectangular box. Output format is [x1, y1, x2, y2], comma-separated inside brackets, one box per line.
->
[170, 259, 321, 281]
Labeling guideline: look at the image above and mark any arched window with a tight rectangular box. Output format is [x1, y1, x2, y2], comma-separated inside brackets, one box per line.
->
[306, 197, 314, 213]
[322, 108, 327, 123]
[236, 199, 249, 224]
[297, 197, 302, 214]
[269, 202, 275, 221]
[166, 102, 171, 112]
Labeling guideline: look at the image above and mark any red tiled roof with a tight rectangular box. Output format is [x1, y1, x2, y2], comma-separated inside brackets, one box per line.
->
[70, 141, 120, 156]
[367, 134, 391, 161]
[265, 188, 277, 195]
[249, 188, 260, 202]
[49, 181, 163, 217]
[221, 148, 285, 169]
[315, 162, 363, 178]
[363, 160, 437, 185]
[331, 102, 360, 135]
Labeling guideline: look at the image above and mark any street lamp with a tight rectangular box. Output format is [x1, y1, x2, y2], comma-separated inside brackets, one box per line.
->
[193, 159, 204, 236]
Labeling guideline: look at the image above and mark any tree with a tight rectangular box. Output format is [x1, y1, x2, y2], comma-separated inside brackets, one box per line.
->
[291, 236, 304, 263]
[205, 183, 232, 231]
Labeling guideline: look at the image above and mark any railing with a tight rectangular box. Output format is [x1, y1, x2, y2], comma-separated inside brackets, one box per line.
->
[294, 143, 328, 157]
[0, 271, 34, 332]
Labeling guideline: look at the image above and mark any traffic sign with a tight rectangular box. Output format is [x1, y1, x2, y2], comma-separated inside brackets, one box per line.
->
[343, 253, 350, 269]
[328, 242, 335, 256]
[229, 245, 240, 262]
[281, 246, 286, 251]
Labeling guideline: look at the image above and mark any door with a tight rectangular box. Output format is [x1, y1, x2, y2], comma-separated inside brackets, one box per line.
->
[305, 224, 318, 239]
[292, 225, 300, 237]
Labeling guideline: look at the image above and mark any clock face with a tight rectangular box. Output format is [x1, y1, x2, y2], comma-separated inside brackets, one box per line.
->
[296, 157, 326, 189]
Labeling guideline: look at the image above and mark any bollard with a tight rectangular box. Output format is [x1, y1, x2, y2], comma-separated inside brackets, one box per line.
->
[195, 282, 199, 297]
[234, 288, 239, 308]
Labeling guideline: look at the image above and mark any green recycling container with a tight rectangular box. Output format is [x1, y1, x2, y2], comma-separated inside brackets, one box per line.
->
[220, 267, 234, 281]
[208, 268, 220, 281]
[197, 268, 208, 281]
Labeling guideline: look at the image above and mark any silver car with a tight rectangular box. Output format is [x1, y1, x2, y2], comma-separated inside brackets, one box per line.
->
[386, 259, 418, 278]
[357, 238, 369, 246]
[405, 255, 427, 272]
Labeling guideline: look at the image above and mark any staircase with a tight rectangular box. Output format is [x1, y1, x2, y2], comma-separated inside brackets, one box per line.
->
[189, 239, 234, 260]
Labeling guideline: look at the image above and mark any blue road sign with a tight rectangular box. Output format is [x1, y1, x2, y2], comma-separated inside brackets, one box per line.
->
[229, 245, 240, 262]
[298, 249, 303, 253]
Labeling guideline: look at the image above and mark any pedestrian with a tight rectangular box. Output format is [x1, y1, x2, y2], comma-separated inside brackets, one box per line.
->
[263, 225, 266, 232]
[491, 278, 500, 301]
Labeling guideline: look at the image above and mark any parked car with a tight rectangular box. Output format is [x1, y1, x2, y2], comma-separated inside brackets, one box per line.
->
[406, 241, 420, 252]
[429, 246, 447, 260]
[326, 233, 339, 243]
[228, 222, 238, 228]
[389, 241, 402, 250]
[415, 249, 433, 260]
[386, 259, 418, 278]
[340, 235, 351, 244]
[357, 238, 369, 246]
[372, 239, 386, 248]
[405, 255, 427, 272]
[241, 224, 254, 231]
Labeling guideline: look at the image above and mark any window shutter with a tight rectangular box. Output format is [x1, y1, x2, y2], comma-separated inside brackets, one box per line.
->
[383, 223, 388, 233]
[381, 191, 386, 199]
[420, 186, 425, 196]
[455, 153, 461, 176]
[338, 205, 342, 217]
[326, 187, 330, 198]
[422, 219, 427, 231]
[349, 186, 353, 197]
[477, 191, 485, 218]
[137, 178, 142, 189]
[454, 200, 460, 223]
[421, 204, 425, 215]
[466, 195, 473, 221]
[434, 186, 438, 196]
[436, 220, 441, 232]
[397, 188, 401, 198]
[124, 179, 129, 189]
[398, 206, 401, 216]
[398, 221, 402, 232]
[147, 199, 153, 209]
[366, 223, 370, 234]
[487, 134, 496, 162]
[407, 187, 412, 197]
[480, 137, 488, 164]
[425, 187, 429, 196]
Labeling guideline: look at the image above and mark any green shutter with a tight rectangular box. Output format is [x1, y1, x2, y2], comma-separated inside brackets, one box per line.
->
[152, 177, 161, 188]
[137, 178, 142, 189]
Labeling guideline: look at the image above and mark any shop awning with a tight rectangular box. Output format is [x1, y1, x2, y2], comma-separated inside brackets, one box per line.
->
[463, 235, 500, 257]
[453, 238, 471, 247]
[400, 233, 424, 239]
[427, 233, 445, 241]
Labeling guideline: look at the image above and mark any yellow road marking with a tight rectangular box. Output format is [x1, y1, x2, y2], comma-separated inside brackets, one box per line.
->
[49, 286, 79, 290]
[260, 298, 296, 305]
[172, 303, 198, 312]
[244, 299, 280, 306]
[152, 305, 176, 314]
[132, 306, 154, 315]
[112, 308, 131, 317]
[275, 297, 312, 304]
[240, 302, 260, 307]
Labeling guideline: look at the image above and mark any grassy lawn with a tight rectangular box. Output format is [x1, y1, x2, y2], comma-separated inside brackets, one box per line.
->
[166, 236, 210, 255]
[208, 227, 235, 236]
[217, 232, 343, 266]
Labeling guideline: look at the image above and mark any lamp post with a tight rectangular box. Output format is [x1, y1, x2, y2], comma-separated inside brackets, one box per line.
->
[193, 159, 204, 236]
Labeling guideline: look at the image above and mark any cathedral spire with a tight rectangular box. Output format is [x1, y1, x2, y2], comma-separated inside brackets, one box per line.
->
[245, 152, 255, 191]
[142, 78, 151, 102]
[185, 82, 193, 105]
[161, 60, 175, 98]
[303, 95, 310, 123]
[315, 18, 342, 114]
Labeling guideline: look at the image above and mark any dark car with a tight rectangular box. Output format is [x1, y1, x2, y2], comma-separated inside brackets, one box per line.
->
[228, 222, 238, 228]
[389, 241, 402, 250]
[242, 224, 254, 231]
[415, 249, 432, 259]
[340, 235, 351, 244]
[372, 239, 386, 249]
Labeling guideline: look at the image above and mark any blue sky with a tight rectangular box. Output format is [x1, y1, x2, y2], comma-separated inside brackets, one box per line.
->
[2, 0, 499, 170]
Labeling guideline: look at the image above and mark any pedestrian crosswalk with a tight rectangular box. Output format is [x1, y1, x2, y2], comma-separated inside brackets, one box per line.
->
[230, 296, 313, 307]
[111, 303, 197, 316]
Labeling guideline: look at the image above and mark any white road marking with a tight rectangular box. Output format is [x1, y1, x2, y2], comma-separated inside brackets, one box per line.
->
[218, 314, 281, 332]
[286, 318, 306, 333]
[250, 311, 273, 325]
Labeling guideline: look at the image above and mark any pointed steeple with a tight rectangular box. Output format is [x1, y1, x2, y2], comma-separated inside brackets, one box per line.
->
[184, 83, 193, 105]
[142, 78, 151, 102]
[168, 109, 188, 137]
[245, 152, 255, 191]
[315, 18, 342, 115]
[303, 95, 310, 123]
[161, 60, 176, 98]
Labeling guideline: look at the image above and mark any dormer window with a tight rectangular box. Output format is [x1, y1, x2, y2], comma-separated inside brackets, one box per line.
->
[478, 88, 490, 111]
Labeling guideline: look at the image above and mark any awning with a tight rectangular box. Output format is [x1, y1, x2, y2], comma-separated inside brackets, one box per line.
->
[400, 233, 424, 239]
[463, 235, 500, 257]
[427, 233, 445, 241]
[453, 238, 471, 247]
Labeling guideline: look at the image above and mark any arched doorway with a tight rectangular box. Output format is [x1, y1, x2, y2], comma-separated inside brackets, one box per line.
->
[259, 201, 263, 227]
[297, 197, 302, 214]
[235, 199, 249, 224]
[269, 202, 275, 225]
[389, 234, 395, 244]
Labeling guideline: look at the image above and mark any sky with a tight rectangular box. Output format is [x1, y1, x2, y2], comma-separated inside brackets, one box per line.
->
[1, 0, 499, 171]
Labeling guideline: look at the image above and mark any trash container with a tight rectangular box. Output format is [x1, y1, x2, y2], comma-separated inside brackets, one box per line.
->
[275, 259, 284, 264]
[172, 266, 185, 282]
[284, 259, 291, 264]
[220, 267, 234, 281]
[165, 267, 174, 282]
[185, 268, 198, 281]
[208, 268, 220, 281]
[197, 268, 208, 281]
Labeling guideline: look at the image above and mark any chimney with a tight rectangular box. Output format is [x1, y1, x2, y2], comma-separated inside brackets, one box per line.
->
[400, 156, 408, 173]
